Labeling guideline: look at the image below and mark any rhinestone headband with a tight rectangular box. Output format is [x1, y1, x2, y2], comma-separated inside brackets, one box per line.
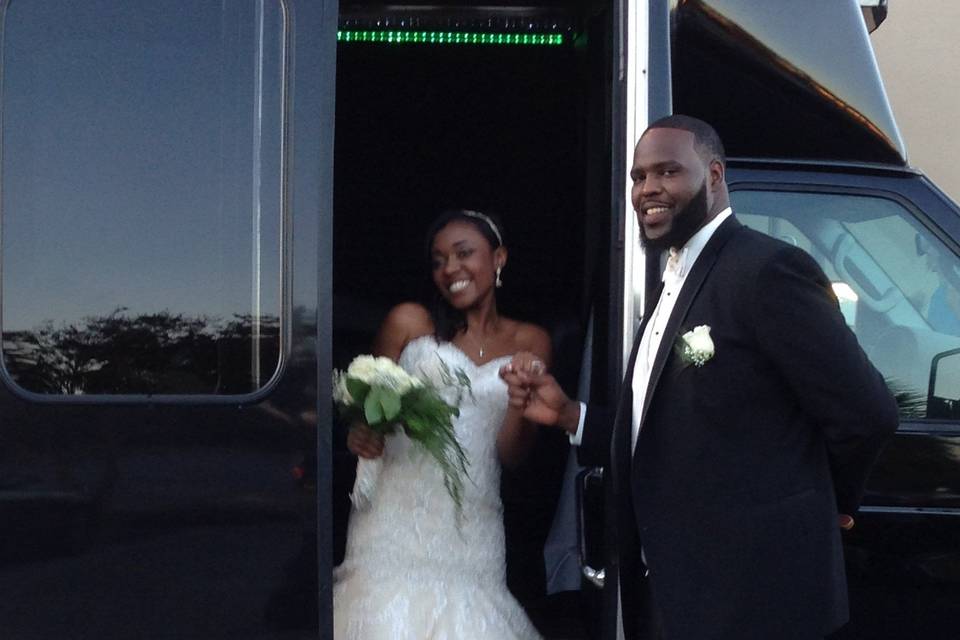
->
[461, 210, 503, 246]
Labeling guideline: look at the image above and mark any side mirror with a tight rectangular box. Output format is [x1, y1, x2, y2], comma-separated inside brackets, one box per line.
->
[928, 348, 960, 419]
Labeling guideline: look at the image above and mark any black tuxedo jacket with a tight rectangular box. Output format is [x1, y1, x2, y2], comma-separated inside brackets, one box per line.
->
[578, 216, 899, 640]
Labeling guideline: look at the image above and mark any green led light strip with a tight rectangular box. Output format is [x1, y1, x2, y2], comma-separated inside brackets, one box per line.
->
[337, 30, 564, 46]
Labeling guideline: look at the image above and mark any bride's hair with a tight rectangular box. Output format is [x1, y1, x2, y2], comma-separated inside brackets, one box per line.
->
[425, 209, 505, 342]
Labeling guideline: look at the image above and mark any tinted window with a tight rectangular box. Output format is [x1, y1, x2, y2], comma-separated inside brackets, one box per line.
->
[1, 1, 287, 396]
[733, 188, 960, 421]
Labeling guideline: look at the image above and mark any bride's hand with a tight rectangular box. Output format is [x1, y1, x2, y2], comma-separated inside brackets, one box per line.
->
[347, 421, 385, 459]
[508, 351, 546, 376]
[500, 354, 578, 430]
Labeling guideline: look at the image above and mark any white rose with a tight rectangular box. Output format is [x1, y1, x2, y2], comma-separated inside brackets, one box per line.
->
[396, 373, 424, 394]
[681, 325, 714, 366]
[347, 355, 421, 394]
[371, 367, 416, 394]
[345, 355, 381, 383]
[685, 325, 714, 353]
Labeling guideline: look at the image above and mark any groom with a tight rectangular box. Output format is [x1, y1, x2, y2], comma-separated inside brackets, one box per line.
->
[502, 115, 898, 639]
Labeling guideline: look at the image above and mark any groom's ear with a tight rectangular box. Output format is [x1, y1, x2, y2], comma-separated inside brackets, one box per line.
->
[708, 157, 725, 190]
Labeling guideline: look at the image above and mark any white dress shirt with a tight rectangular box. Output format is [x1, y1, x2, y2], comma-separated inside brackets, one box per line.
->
[570, 207, 733, 448]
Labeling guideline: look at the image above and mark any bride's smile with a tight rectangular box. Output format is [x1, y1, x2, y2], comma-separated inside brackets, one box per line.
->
[430, 219, 505, 309]
[448, 279, 471, 294]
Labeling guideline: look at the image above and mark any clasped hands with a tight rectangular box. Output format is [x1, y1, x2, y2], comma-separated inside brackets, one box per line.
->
[499, 352, 582, 435]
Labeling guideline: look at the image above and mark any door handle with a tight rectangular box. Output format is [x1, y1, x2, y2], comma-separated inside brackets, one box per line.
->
[577, 466, 606, 589]
[582, 565, 605, 588]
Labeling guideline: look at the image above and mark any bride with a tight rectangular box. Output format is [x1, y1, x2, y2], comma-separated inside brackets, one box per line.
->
[333, 209, 551, 639]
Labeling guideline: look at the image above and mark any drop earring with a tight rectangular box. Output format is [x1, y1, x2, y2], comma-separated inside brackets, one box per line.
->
[495, 266, 503, 288]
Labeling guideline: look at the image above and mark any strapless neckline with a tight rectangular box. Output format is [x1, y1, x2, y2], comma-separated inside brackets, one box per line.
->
[401, 334, 514, 370]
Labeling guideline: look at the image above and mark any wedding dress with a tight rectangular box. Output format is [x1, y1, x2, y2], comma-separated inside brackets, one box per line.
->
[333, 335, 542, 640]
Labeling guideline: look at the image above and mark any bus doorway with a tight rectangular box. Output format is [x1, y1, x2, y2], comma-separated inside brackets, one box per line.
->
[331, 3, 620, 637]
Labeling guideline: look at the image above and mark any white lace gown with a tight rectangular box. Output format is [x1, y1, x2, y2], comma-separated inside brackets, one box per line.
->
[333, 335, 543, 640]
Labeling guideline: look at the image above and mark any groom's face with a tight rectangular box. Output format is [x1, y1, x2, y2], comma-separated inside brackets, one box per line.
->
[631, 128, 712, 252]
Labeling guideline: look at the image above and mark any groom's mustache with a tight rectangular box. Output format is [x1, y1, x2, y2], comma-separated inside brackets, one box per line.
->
[640, 180, 709, 251]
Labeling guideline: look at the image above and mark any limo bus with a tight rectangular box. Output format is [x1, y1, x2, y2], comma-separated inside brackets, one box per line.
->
[0, 1, 957, 638]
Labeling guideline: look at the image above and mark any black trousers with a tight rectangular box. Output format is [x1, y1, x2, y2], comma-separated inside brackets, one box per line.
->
[624, 573, 663, 640]
[625, 575, 826, 640]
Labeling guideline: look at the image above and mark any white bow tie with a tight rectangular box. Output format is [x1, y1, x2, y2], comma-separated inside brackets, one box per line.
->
[665, 247, 688, 279]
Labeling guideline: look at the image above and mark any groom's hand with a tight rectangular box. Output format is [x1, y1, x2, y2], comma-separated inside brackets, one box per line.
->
[839, 514, 855, 530]
[347, 422, 384, 459]
[500, 358, 580, 434]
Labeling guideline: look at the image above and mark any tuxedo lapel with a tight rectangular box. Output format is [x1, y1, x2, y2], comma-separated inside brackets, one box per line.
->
[633, 217, 743, 453]
[609, 281, 664, 484]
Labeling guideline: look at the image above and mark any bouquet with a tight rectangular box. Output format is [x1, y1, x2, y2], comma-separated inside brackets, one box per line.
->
[333, 354, 471, 515]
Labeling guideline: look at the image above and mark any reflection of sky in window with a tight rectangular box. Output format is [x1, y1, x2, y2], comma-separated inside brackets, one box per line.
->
[1, 1, 283, 331]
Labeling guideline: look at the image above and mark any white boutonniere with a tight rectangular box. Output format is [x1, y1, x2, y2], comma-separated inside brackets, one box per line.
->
[677, 325, 715, 367]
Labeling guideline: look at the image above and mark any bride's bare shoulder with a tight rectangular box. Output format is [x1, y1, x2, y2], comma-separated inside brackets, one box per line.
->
[374, 303, 434, 359]
[505, 319, 551, 363]
[383, 303, 433, 334]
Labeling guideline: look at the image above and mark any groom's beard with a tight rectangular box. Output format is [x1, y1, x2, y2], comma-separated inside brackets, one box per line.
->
[640, 181, 709, 253]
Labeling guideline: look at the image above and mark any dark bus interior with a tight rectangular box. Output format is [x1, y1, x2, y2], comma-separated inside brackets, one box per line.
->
[332, 2, 618, 635]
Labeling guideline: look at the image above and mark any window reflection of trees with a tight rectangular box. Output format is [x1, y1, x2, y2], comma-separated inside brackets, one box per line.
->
[2, 308, 279, 395]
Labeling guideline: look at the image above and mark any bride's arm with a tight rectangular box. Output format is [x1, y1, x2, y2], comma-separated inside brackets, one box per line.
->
[497, 325, 551, 469]
[347, 303, 433, 459]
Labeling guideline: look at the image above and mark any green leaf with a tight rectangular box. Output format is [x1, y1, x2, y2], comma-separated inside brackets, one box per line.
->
[345, 377, 370, 403]
[379, 388, 402, 421]
[405, 415, 426, 434]
[363, 386, 384, 425]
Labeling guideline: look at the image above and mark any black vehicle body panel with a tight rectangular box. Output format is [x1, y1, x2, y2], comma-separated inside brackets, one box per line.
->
[0, 2, 337, 638]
